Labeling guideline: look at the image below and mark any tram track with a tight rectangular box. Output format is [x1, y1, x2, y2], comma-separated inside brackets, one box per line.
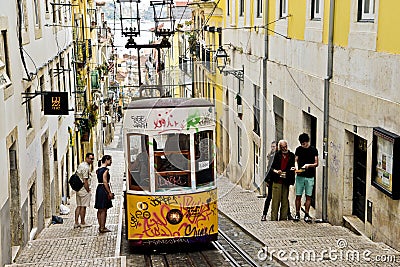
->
[212, 229, 261, 267]
[121, 209, 281, 267]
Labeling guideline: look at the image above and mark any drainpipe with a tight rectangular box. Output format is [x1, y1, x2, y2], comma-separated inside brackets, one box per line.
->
[261, 1, 269, 197]
[322, 0, 335, 222]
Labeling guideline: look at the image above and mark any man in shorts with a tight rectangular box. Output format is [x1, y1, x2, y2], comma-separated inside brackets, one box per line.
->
[74, 153, 95, 228]
[294, 133, 318, 223]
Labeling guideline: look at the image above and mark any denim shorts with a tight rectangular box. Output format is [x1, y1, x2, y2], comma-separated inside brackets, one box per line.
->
[295, 176, 315, 196]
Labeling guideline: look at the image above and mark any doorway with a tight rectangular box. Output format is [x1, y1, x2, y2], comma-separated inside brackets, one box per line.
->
[303, 112, 317, 207]
[353, 135, 367, 221]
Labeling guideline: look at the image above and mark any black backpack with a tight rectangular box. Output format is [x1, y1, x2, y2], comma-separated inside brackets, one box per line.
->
[69, 173, 84, 191]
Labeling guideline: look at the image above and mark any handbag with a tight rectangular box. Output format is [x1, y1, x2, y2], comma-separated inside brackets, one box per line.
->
[69, 173, 84, 191]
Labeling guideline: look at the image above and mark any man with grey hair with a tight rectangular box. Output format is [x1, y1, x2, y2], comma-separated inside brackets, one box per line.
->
[266, 140, 296, 221]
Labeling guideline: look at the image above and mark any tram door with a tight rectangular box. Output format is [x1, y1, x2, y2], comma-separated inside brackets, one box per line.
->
[353, 135, 367, 221]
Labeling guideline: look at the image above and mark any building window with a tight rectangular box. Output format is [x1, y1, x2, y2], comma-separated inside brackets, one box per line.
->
[253, 85, 260, 136]
[40, 75, 45, 111]
[239, 0, 244, 17]
[358, 0, 375, 21]
[311, 0, 322, 20]
[257, 0, 262, 18]
[238, 126, 242, 164]
[227, 0, 230, 16]
[0, 30, 10, 77]
[26, 87, 33, 128]
[33, 0, 40, 26]
[254, 142, 260, 181]
[45, 0, 50, 13]
[49, 68, 54, 91]
[280, 0, 288, 18]
[273, 95, 284, 142]
[21, 0, 29, 32]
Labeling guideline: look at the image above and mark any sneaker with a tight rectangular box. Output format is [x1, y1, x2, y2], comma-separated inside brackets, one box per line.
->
[80, 223, 92, 228]
[293, 213, 300, 222]
[287, 213, 293, 220]
[304, 214, 312, 223]
[73, 224, 80, 229]
[261, 215, 266, 221]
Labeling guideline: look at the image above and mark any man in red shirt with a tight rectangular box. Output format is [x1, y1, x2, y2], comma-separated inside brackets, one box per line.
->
[266, 140, 296, 221]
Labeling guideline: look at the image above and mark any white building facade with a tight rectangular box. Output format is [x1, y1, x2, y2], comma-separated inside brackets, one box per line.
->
[0, 0, 76, 264]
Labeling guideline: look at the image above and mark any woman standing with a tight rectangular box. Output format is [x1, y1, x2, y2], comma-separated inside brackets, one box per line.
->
[95, 155, 114, 233]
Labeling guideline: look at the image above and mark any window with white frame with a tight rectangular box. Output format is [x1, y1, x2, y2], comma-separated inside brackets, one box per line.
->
[238, 126, 242, 164]
[253, 85, 260, 136]
[359, 0, 375, 21]
[26, 87, 33, 128]
[254, 142, 260, 180]
[311, 0, 322, 20]
[33, 0, 40, 26]
[239, 0, 245, 17]
[257, 0, 262, 18]
[280, 0, 288, 18]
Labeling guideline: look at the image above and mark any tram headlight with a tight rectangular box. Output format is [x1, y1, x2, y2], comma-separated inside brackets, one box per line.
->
[166, 209, 183, 225]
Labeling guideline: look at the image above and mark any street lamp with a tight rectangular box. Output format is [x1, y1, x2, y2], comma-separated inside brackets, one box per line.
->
[117, 0, 141, 45]
[214, 46, 228, 73]
[150, 0, 175, 38]
[213, 45, 244, 81]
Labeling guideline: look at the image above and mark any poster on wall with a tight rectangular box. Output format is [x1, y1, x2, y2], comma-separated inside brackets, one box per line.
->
[372, 127, 400, 199]
[375, 136, 393, 191]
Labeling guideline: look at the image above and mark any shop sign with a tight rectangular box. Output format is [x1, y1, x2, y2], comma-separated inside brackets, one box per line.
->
[44, 92, 69, 115]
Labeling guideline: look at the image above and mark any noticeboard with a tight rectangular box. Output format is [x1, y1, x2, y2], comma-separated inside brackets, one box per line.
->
[44, 92, 69, 115]
[371, 127, 400, 200]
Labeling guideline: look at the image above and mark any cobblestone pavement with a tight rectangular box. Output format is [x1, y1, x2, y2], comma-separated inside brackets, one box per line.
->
[9, 122, 400, 267]
[7, 124, 126, 267]
[217, 176, 400, 267]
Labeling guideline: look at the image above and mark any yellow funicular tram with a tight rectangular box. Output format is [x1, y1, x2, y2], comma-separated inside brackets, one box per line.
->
[123, 96, 218, 246]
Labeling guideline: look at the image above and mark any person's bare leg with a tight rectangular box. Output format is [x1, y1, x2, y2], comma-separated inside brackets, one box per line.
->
[305, 195, 312, 214]
[79, 207, 87, 224]
[75, 206, 81, 225]
[295, 196, 301, 213]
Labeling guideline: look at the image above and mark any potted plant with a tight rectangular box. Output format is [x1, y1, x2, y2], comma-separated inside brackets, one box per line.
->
[86, 103, 98, 129]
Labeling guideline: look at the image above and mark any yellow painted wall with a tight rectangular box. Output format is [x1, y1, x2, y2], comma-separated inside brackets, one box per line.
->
[322, 0, 330, 44]
[377, 0, 400, 54]
[268, 0, 276, 35]
[332, 0, 350, 47]
[288, 0, 306, 40]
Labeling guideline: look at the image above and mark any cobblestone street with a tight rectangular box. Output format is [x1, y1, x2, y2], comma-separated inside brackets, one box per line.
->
[8, 123, 400, 266]
[7, 124, 126, 267]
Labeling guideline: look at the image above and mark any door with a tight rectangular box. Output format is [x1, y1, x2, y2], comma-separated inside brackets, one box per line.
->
[353, 135, 367, 221]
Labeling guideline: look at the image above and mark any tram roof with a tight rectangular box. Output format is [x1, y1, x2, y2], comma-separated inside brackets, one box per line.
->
[125, 97, 214, 109]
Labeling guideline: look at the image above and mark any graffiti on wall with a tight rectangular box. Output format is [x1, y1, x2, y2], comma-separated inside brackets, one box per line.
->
[329, 141, 342, 175]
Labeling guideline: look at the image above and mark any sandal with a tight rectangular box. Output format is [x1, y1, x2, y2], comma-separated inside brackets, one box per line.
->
[99, 228, 111, 233]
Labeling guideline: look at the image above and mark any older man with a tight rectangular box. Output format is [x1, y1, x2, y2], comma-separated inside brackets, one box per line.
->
[266, 140, 296, 221]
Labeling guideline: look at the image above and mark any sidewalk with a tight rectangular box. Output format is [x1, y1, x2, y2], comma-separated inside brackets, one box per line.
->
[217, 176, 400, 266]
[8, 125, 125, 267]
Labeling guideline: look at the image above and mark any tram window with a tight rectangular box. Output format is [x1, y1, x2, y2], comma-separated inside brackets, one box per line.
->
[195, 130, 215, 186]
[154, 133, 191, 191]
[128, 134, 150, 191]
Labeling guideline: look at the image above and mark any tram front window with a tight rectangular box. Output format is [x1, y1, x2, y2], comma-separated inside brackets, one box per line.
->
[154, 133, 190, 191]
[195, 130, 215, 187]
[128, 134, 150, 191]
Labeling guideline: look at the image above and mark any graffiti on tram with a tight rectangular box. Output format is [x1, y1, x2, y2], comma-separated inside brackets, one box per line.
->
[128, 108, 214, 133]
[126, 190, 218, 241]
